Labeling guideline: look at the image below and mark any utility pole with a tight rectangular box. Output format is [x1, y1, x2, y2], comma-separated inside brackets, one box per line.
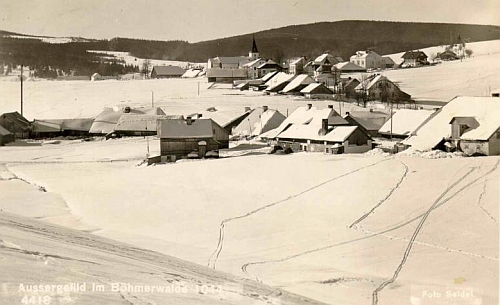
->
[20, 65, 24, 116]
[390, 100, 393, 141]
[151, 90, 154, 108]
[197, 81, 200, 96]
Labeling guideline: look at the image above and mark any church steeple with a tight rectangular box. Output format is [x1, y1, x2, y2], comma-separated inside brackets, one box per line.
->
[249, 35, 259, 60]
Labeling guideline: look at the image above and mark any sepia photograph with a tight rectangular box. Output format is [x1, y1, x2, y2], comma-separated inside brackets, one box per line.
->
[0, 1, 499, 304]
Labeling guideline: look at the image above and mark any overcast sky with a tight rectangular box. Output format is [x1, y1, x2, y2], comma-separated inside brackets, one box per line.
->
[1, 0, 499, 42]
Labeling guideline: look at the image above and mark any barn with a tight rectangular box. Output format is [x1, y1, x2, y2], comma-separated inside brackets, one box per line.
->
[300, 83, 334, 99]
[151, 66, 186, 79]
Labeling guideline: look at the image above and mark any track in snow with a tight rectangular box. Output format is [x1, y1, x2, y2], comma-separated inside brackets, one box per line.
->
[207, 157, 393, 270]
[349, 160, 409, 228]
[242, 160, 499, 285]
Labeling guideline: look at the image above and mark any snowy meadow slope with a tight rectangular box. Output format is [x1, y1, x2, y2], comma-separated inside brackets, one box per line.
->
[1, 140, 498, 305]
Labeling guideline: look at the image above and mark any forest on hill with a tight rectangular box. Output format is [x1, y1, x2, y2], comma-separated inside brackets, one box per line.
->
[1, 20, 500, 76]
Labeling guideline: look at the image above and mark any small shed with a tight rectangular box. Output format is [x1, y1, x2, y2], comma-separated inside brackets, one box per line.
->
[91, 73, 102, 81]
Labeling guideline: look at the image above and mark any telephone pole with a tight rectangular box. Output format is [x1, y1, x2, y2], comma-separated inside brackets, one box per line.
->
[20, 65, 24, 116]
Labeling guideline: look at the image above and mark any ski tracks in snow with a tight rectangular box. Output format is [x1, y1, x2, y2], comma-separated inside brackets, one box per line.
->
[207, 157, 393, 270]
[241, 159, 499, 299]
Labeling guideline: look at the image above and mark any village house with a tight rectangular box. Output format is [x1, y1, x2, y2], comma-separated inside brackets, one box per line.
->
[157, 117, 229, 161]
[378, 109, 436, 139]
[437, 50, 459, 61]
[288, 57, 307, 75]
[0, 111, 30, 139]
[355, 74, 412, 103]
[150, 66, 186, 78]
[350, 50, 385, 70]
[262, 104, 372, 154]
[403, 96, 500, 156]
[343, 110, 390, 137]
[401, 50, 428, 67]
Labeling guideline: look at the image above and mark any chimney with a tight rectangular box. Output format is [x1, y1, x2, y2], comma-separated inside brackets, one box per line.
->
[263, 105, 268, 112]
[186, 116, 192, 125]
[245, 106, 251, 112]
[328, 105, 333, 109]
[307, 103, 312, 110]
[321, 119, 329, 135]
[198, 113, 202, 118]
[346, 111, 350, 116]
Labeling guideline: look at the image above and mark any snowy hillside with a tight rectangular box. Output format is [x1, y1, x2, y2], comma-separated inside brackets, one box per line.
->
[0, 211, 325, 305]
[87, 50, 206, 69]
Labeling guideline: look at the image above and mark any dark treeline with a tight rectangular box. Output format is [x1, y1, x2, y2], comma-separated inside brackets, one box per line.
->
[1, 20, 500, 76]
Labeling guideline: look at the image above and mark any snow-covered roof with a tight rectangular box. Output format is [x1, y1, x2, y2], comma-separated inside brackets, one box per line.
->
[290, 57, 305, 65]
[261, 71, 279, 82]
[282, 75, 315, 93]
[263, 106, 348, 139]
[350, 50, 381, 60]
[181, 69, 202, 78]
[300, 83, 333, 94]
[277, 124, 358, 143]
[379, 109, 436, 136]
[232, 107, 286, 136]
[265, 72, 295, 90]
[257, 60, 279, 69]
[211, 56, 250, 65]
[382, 57, 395, 64]
[34, 118, 94, 132]
[89, 107, 165, 134]
[157, 118, 214, 139]
[243, 58, 264, 68]
[323, 126, 359, 142]
[334, 62, 366, 71]
[345, 111, 390, 131]
[152, 65, 186, 76]
[403, 96, 500, 150]
[115, 114, 183, 132]
[354, 75, 389, 91]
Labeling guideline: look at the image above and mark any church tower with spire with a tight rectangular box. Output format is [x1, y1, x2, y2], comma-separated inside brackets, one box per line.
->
[249, 35, 259, 60]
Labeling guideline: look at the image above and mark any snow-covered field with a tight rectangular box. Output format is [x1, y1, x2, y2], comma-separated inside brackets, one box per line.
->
[1, 45, 499, 304]
[1, 140, 498, 305]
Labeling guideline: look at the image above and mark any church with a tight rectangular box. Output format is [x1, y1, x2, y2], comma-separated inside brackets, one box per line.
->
[206, 36, 265, 82]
